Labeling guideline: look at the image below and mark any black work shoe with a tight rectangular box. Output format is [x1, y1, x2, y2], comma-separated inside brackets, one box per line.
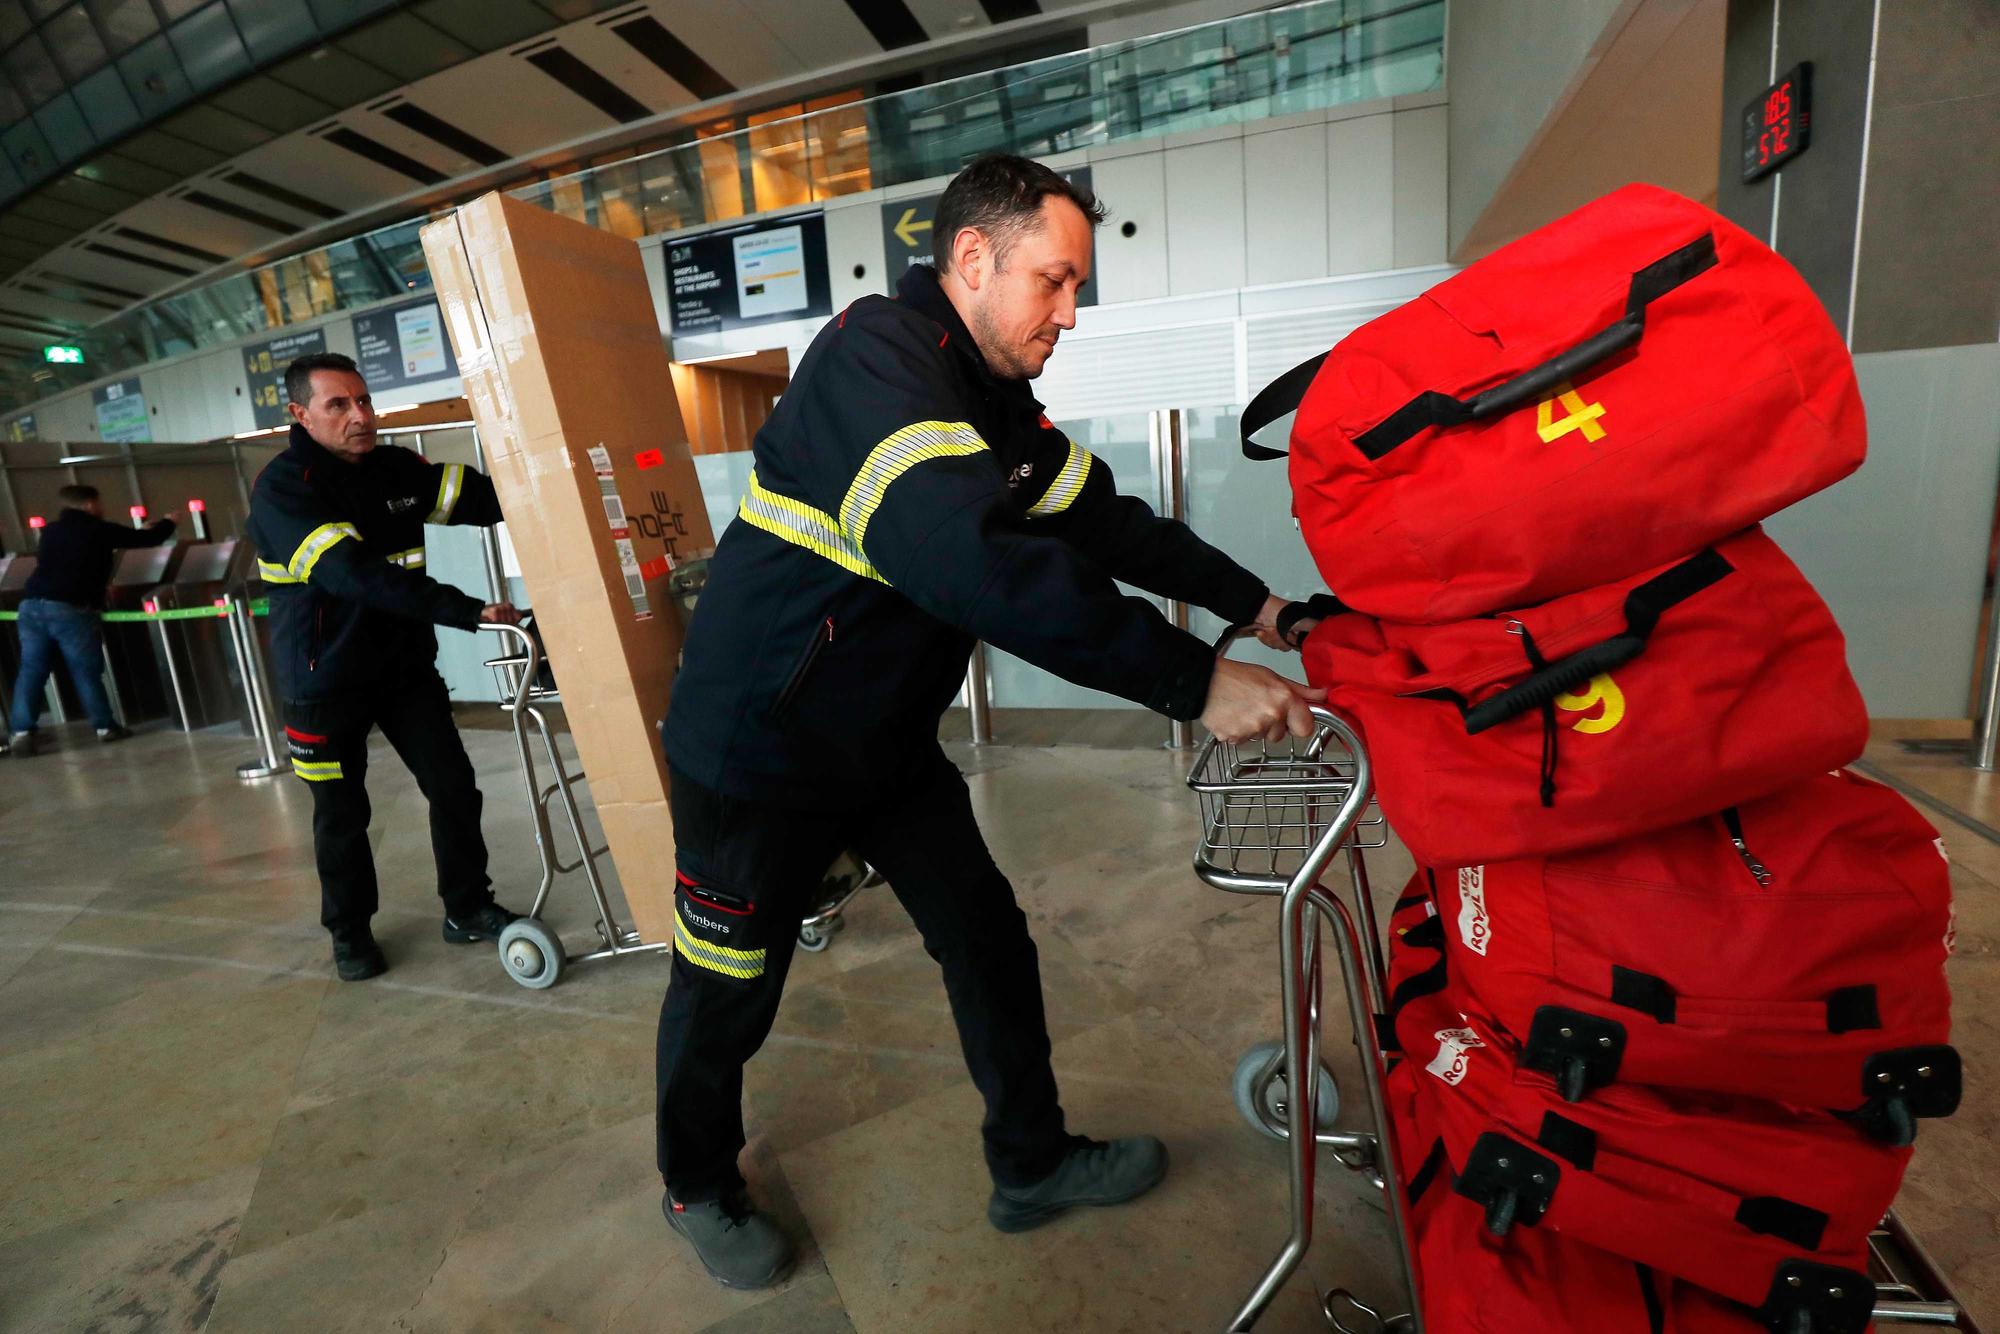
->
[97, 724, 134, 743]
[442, 902, 522, 944]
[987, 1135, 1170, 1234]
[332, 928, 387, 982]
[664, 1189, 794, 1289]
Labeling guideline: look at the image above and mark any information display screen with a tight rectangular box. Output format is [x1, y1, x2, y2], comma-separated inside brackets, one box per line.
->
[667, 212, 830, 336]
[1741, 63, 1812, 184]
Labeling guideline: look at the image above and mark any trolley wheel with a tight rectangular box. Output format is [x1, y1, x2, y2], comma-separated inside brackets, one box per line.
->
[1233, 1039, 1340, 1141]
[499, 918, 565, 990]
[797, 916, 843, 953]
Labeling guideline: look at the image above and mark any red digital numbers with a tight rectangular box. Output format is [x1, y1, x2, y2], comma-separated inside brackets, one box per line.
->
[1742, 63, 1810, 184]
[1765, 82, 1792, 127]
[1758, 81, 1794, 165]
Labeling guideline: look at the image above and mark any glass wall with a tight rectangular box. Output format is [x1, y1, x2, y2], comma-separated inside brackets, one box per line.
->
[7, 0, 1446, 416]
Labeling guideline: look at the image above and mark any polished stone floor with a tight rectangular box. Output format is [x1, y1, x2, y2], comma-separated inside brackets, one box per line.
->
[0, 711, 1992, 1333]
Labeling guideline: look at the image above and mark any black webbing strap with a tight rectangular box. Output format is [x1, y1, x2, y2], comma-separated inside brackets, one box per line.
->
[1826, 985, 1883, 1034]
[1276, 593, 1347, 646]
[1238, 352, 1327, 460]
[1535, 1111, 1598, 1171]
[1406, 1138, 1451, 1206]
[1635, 1265, 1667, 1334]
[1609, 965, 1678, 1024]
[1460, 547, 1734, 736]
[1736, 1195, 1831, 1251]
[1348, 231, 1719, 460]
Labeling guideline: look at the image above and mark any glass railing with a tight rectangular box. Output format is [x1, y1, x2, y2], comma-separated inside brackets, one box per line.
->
[8, 0, 1443, 417]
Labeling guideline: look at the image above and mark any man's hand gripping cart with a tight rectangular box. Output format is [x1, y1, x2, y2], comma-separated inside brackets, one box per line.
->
[478, 618, 665, 989]
[1186, 698, 1985, 1334]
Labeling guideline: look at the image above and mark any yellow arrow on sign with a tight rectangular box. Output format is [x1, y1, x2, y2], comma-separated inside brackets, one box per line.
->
[894, 207, 933, 248]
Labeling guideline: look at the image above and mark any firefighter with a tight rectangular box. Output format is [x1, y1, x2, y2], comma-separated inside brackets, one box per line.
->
[246, 353, 525, 982]
[655, 154, 1326, 1287]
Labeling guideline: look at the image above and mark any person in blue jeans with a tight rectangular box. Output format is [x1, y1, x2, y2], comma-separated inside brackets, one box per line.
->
[4, 485, 176, 757]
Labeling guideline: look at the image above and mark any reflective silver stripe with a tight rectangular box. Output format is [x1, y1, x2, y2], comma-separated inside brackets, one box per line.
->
[673, 918, 764, 978]
[1027, 440, 1093, 517]
[386, 547, 426, 569]
[428, 463, 464, 524]
[258, 559, 302, 585]
[737, 469, 884, 583]
[288, 522, 360, 581]
[839, 420, 987, 551]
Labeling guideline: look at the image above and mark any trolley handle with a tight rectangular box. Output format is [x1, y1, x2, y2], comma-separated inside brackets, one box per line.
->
[478, 616, 541, 715]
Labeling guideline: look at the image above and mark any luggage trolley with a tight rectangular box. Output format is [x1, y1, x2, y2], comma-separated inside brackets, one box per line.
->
[477, 616, 880, 988]
[479, 618, 661, 990]
[1186, 706, 1984, 1334]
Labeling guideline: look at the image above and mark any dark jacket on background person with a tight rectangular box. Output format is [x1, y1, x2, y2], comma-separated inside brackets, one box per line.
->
[23, 508, 175, 608]
[663, 263, 1266, 809]
[246, 423, 502, 702]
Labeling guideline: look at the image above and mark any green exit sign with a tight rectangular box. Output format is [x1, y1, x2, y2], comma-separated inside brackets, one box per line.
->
[43, 345, 84, 365]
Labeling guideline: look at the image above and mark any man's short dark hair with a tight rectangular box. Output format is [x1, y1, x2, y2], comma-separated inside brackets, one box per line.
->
[933, 153, 1107, 275]
[285, 352, 363, 407]
[57, 484, 99, 508]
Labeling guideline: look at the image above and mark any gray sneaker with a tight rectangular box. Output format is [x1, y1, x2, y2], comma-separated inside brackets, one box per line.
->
[987, 1135, 1170, 1233]
[6, 731, 37, 757]
[663, 1188, 794, 1289]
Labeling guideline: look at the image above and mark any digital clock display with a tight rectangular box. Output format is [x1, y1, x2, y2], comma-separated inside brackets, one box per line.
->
[1742, 63, 1812, 183]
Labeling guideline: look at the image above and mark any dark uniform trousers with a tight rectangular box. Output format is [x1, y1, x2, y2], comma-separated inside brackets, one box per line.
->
[657, 744, 1071, 1201]
[283, 670, 494, 932]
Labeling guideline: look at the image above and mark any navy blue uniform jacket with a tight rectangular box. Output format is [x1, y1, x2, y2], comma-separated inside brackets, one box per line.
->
[663, 264, 1266, 808]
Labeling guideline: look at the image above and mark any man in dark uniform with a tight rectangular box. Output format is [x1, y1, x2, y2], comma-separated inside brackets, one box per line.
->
[4, 484, 176, 755]
[246, 352, 524, 981]
[655, 155, 1325, 1287]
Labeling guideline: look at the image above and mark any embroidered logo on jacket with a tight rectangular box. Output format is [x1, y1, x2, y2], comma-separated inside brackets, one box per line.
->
[1457, 866, 1490, 956]
[1426, 1025, 1486, 1086]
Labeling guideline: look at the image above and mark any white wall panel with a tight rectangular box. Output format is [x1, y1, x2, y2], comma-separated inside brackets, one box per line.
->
[1163, 138, 1245, 296]
[1392, 105, 1449, 268]
[1087, 151, 1168, 304]
[823, 197, 884, 310]
[1032, 319, 1238, 419]
[1244, 123, 1329, 286]
[1326, 111, 1395, 275]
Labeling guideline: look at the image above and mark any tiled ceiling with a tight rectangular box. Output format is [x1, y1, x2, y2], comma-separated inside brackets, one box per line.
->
[0, 0, 1095, 361]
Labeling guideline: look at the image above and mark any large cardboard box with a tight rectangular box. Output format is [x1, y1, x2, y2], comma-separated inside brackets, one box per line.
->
[421, 192, 715, 945]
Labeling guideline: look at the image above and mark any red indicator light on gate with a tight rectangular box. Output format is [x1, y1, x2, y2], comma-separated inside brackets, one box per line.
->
[27, 515, 44, 529]
[188, 498, 206, 513]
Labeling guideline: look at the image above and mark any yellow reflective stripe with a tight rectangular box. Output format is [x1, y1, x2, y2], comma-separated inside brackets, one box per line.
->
[737, 469, 885, 584]
[428, 463, 464, 524]
[386, 547, 426, 569]
[287, 522, 360, 581]
[291, 758, 344, 782]
[258, 559, 303, 585]
[673, 919, 764, 979]
[1027, 441, 1093, 517]
[839, 420, 987, 551]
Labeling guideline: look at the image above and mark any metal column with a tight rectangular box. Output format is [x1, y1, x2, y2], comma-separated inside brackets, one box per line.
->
[1156, 408, 1195, 750]
[1972, 599, 2000, 771]
[966, 641, 993, 745]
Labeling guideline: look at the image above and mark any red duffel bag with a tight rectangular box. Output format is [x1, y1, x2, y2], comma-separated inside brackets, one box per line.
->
[1395, 983, 1897, 1334]
[1240, 182, 1864, 623]
[1302, 526, 1868, 865]
[1432, 770, 1959, 1141]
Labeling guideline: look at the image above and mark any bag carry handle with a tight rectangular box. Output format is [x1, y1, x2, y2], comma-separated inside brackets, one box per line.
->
[1459, 547, 1732, 735]
[1237, 230, 1717, 463]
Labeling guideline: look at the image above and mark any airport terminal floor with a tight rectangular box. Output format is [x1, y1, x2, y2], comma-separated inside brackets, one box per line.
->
[0, 709, 1992, 1333]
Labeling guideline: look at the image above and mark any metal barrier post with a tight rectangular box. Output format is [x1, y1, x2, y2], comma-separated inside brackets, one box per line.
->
[149, 600, 194, 733]
[227, 592, 285, 780]
[43, 675, 66, 724]
[1972, 601, 2000, 771]
[966, 641, 993, 745]
[1158, 408, 1195, 750]
[99, 642, 127, 728]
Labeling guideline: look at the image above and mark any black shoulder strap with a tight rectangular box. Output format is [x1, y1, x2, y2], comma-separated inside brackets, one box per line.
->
[1239, 353, 1327, 460]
